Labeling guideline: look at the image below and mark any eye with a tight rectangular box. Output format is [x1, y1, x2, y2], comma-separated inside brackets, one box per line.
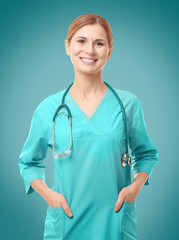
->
[77, 39, 85, 44]
[77, 39, 104, 46]
[96, 42, 104, 46]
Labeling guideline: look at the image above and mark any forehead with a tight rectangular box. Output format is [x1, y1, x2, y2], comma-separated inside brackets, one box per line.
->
[73, 24, 107, 39]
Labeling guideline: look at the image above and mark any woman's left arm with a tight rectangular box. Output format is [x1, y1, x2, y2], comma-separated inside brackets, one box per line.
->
[114, 172, 149, 210]
[131, 171, 150, 191]
[114, 99, 158, 211]
[128, 99, 159, 186]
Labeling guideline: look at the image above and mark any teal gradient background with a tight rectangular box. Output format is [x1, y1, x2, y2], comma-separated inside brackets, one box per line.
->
[1, 0, 178, 239]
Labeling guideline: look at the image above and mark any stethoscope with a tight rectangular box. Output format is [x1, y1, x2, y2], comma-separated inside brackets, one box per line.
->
[52, 81, 131, 167]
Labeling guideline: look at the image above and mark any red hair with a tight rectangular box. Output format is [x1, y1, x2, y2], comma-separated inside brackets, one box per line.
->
[66, 13, 113, 48]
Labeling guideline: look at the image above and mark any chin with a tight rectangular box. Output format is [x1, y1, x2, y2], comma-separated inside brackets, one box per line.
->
[76, 68, 98, 75]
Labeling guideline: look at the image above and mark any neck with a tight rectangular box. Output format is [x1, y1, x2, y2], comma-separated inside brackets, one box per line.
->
[70, 71, 107, 98]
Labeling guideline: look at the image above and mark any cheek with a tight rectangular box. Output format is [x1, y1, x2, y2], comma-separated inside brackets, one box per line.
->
[72, 45, 82, 55]
[97, 49, 108, 60]
[98, 53, 108, 63]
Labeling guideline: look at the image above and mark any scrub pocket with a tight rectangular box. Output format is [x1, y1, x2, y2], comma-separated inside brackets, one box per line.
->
[121, 201, 138, 240]
[43, 206, 65, 240]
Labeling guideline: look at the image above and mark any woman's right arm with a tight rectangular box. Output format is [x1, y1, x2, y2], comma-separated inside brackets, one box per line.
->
[30, 179, 51, 203]
[19, 109, 48, 195]
[19, 108, 73, 217]
[30, 179, 63, 207]
[31, 179, 73, 217]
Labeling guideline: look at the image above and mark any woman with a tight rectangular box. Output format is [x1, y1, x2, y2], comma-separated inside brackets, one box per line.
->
[19, 13, 158, 240]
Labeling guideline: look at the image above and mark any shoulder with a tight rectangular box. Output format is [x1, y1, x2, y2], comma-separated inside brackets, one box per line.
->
[113, 87, 141, 107]
[112, 87, 142, 125]
[33, 88, 67, 117]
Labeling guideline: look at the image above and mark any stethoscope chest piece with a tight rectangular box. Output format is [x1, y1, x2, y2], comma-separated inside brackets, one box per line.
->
[121, 153, 131, 167]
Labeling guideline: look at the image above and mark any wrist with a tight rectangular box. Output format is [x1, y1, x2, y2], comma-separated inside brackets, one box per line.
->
[130, 181, 141, 192]
[131, 171, 149, 191]
[42, 187, 53, 203]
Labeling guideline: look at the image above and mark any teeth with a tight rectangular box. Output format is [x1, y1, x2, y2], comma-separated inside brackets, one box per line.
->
[81, 58, 96, 62]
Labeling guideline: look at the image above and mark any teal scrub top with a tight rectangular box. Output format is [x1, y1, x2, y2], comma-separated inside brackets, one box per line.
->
[18, 85, 158, 240]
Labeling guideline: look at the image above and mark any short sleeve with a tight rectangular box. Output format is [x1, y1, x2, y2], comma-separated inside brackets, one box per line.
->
[128, 100, 158, 185]
[18, 109, 48, 194]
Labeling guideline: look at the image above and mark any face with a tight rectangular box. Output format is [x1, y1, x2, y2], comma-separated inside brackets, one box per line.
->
[64, 24, 113, 74]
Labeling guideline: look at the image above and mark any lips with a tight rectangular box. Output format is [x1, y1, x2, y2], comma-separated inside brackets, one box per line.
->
[79, 57, 98, 65]
[80, 57, 98, 61]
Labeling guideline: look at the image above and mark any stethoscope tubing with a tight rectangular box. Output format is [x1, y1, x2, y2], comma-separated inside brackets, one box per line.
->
[52, 81, 131, 166]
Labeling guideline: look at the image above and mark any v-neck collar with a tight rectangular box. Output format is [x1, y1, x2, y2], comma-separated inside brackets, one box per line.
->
[68, 87, 110, 121]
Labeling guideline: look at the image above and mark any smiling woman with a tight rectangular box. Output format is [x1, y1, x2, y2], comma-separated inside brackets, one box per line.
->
[18, 13, 158, 240]
[64, 21, 113, 77]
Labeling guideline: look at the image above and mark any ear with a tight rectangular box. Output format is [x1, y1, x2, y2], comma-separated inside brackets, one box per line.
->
[64, 39, 70, 56]
[107, 45, 113, 61]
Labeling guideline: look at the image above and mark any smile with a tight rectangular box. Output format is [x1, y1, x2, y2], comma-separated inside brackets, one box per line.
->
[79, 57, 98, 65]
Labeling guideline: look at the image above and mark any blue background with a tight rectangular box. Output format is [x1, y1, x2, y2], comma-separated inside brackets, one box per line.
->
[1, 0, 178, 239]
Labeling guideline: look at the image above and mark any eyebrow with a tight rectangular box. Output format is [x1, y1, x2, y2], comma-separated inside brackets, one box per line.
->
[76, 36, 106, 42]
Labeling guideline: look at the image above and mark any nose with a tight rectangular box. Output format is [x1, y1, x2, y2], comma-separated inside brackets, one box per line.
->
[85, 41, 95, 54]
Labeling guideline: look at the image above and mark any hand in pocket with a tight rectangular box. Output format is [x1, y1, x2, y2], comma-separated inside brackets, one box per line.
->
[47, 188, 73, 217]
[114, 185, 139, 212]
